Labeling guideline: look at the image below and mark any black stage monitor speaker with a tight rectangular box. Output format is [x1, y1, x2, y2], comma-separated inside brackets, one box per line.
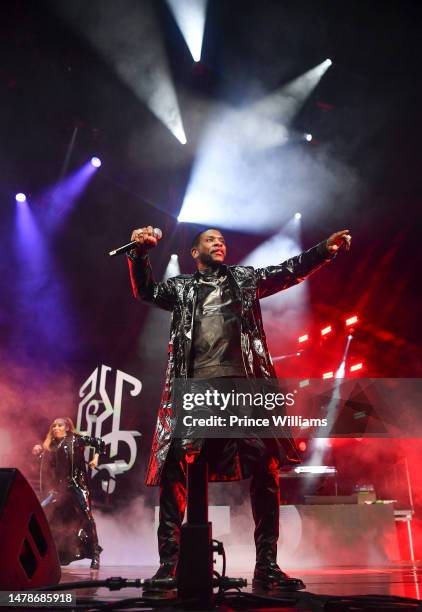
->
[0, 468, 61, 589]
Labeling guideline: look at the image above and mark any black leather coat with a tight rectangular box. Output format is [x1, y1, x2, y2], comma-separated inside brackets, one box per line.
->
[128, 242, 334, 486]
[40, 433, 105, 564]
[41, 434, 105, 496]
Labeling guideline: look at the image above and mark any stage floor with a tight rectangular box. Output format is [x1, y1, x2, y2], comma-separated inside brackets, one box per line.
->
[60, 562, 422, 608]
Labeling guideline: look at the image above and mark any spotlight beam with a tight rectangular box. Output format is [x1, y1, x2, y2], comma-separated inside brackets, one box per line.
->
[166, 0, 208, 63]
[54, 0, 187, 144]
[163, 253, 180, 280]
[14, 197, 75, 358]
[307, 334, 353, 467]
[58, 126, 79, 180]
[40, 160, 99, 233]
[241, 218, 310, 350]
[177, 60, 334, 230]
[251, 59, 333, 125]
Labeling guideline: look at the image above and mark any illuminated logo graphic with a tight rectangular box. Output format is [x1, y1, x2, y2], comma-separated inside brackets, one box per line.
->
[77, 365, 142, 494]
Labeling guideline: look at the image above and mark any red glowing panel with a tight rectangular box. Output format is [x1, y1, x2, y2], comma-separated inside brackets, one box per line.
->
[298, 334, 309, 343]
[321, 325, 332, 336]
[350, 363, 363, 372]
[346, 315, 358, 326]
[322, 371, 334, 379]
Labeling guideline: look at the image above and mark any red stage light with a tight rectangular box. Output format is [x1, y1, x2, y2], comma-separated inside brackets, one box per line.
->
[350, 362, 363, 372]
[321, 325, 332, 336]
[322, 371, 334, 379]
[298, 334, 309, 343]
[298, 441, 307, 452]
[346, 315, 358, 326]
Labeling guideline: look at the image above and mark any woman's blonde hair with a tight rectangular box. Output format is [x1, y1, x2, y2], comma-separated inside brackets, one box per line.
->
[43, 417, 76, 451]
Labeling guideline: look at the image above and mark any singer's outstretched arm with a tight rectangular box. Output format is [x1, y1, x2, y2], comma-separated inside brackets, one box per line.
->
[254, 241, 334, 299]
[254, 230, 351, 299]
[127, 254, 177, 311]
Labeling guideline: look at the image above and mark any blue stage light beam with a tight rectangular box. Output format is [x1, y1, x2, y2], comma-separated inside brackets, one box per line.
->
[15, 197, 47, 273]
[40, 159, 99, 232]
[14, 197, 75, 360]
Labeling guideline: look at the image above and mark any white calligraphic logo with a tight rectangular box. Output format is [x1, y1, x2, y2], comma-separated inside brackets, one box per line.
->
[77, 365, 142, 494]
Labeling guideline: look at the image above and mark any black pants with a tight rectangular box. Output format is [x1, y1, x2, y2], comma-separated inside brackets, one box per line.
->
[158, 438, 280, 567]
[42, 485, 100, 563]
[71, 485, 100, 554]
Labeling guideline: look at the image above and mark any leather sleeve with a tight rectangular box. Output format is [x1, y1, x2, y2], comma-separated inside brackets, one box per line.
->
[127, 253, 177, 311]
[254, 241, 335, 299]
[78, 435, 106, 455]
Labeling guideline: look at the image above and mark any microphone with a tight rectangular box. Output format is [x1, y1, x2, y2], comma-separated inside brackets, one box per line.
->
[108, 228, 162, 257]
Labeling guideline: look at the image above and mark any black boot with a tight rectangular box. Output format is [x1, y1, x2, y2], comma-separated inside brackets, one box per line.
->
[250, 458, 305, 592]
[143, 563, 177, 591]
[253, 561, 305, 592]
[90, 545, 102, 570]
[151, 563, 177, 580]
[152, 442, 186, 591]
[84, 505, 102, 570]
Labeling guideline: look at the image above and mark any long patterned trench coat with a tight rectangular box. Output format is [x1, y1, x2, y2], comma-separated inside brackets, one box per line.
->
[128, 241, 334, 486]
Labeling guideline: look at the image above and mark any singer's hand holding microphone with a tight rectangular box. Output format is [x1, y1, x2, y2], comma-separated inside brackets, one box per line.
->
[108, 226, 162, 257]
[130, 226, 161, 253]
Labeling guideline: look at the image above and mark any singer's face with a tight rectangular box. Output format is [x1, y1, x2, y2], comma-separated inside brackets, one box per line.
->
[51, 419, 67, 439]
[192, 229, 226, 266]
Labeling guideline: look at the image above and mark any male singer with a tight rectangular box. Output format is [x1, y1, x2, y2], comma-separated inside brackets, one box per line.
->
[127, 226, 351, 591]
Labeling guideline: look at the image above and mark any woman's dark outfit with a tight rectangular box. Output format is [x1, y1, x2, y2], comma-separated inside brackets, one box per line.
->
[40, 433, 104, 567]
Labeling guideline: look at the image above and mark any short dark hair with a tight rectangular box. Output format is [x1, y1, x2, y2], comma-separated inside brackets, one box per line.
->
[191, 230, 206, 250]
[191, 228, 221, 250]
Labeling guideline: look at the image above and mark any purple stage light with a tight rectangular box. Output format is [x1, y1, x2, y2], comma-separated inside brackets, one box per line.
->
[40, 160, 99, 232]
[15, 193, 27, 203]
[14, 191, 76, 361]
[91, 156, 102, 168]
